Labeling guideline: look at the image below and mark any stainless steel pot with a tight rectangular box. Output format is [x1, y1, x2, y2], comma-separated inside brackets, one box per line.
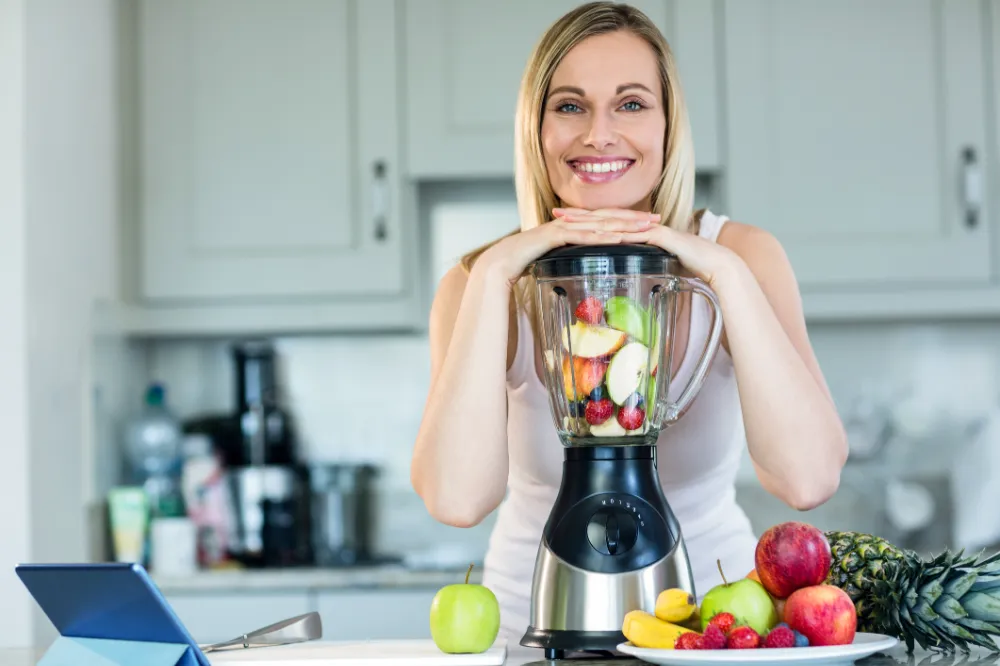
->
[309, 463, 380, 566]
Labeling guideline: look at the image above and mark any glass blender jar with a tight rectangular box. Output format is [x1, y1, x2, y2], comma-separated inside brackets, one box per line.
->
[532, 244, 724, 447]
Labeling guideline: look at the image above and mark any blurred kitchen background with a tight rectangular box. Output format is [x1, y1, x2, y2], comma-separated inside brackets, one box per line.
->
[3, 0, 1000, 650]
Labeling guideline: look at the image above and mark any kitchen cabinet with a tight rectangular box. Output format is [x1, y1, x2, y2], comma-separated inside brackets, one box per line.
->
[722, 0, 993, 290]
[136, 0, 416, 322]
[164, 590, 313, 645]
[315, 588, 439, 641]
[403, 0, 721, 178]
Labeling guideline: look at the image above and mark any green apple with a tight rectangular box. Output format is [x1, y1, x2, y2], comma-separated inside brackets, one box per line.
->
[429, 564, 500, 654]
[606, 341, 650, 405]
[604, 296, 650, 344]
[699, 560, 778, 636]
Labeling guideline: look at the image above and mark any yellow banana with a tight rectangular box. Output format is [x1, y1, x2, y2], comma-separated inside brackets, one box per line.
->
[654, 588, 698, 624]
[622, 610, 699, 650]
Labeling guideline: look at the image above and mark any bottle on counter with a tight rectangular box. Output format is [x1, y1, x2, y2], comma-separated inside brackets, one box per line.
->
[123, 382, 186, 519]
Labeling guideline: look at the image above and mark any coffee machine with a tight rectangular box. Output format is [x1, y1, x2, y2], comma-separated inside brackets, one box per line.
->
[226, 341, 311, 567]
[519, 245, 725, 659]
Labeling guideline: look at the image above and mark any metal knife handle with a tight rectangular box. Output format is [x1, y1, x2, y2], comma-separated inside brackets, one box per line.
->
[200, 611, 323, 653]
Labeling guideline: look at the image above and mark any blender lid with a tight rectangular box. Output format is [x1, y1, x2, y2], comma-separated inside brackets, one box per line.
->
[530, 243, 677, 278]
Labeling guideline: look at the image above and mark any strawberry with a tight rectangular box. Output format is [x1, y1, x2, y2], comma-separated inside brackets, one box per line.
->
[763, 625, 795, 648]
[726, 626, 761, 649]
[674, 632, 703, 650]
[574, 297, 603, 325]
[707, 612, 736, 636]
[617, 405, 645, 430]
[584, 398, 613, 425]
[700, 623, 727, 649]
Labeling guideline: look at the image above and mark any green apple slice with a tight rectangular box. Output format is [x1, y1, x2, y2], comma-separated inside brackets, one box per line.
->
[604, 296, 649, 344]
[606, 341, 650, 405]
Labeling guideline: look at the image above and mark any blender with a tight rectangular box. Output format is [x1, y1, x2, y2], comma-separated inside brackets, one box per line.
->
[519, 244, 724, 659]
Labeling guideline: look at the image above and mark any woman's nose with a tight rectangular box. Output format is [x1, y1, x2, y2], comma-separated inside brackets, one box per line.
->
[583, 110, 617, 150]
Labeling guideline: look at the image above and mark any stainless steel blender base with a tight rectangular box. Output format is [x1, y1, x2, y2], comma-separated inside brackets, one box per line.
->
[520, 535, 695, 655]
[518, 445, 696, 656]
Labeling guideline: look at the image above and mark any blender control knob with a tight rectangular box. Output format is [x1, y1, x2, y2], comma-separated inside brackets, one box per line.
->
[587, 507, 638, 556]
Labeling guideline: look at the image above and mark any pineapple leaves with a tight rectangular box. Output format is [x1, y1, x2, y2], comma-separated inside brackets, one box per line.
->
[963, 591, 1000, 623]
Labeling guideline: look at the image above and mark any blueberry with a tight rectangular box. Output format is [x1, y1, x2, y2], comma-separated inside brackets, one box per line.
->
[589, 386, 604, 401]
[569, 400, 587, 417]
[793, 631, 809, 648]
[775, 622, 789, 630]
[624, 392, 644, 408]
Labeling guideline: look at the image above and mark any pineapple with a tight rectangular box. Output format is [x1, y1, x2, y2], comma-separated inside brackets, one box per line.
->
[826, 530, 1000, 654]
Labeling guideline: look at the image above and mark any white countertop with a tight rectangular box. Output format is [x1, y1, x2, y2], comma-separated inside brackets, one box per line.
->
[152, 564, 482, 594]
[0, 643, 557, 665]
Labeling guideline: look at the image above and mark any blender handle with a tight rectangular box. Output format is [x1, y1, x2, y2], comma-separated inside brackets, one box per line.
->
[666, 277, 724, 420]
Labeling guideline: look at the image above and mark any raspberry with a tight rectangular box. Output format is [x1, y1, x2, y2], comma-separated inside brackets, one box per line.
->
[764, 625, 796, 648]
[708, 612, 736, 636]
[674, 632, 703, 650]
[726, 626, 761, 649]
[700, 623, 727, 649]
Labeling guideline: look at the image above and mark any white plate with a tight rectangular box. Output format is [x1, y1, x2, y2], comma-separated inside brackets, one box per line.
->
[617, 632, 899, 666]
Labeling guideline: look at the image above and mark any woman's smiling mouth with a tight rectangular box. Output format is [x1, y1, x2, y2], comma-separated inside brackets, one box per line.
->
[567, 157, 636, 183]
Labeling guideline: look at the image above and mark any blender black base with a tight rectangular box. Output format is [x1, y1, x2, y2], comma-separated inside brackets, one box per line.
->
[521, 626, 626, 659]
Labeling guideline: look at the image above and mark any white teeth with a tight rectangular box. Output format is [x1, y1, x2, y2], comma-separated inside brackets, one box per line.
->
[573, 160, 631, 173]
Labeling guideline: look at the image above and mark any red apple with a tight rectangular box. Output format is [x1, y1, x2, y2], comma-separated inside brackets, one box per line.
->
[784, 584, 857, 647]
[755, 521, 832, 599]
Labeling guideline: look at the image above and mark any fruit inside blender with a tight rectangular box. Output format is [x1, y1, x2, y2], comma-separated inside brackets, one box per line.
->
[544, 293, 662, 439]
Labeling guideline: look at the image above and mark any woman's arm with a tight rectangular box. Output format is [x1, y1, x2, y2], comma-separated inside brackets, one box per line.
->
[556, 209, 848, 511]
[411, 261, 513, 528]
[713, 223, 848, 510]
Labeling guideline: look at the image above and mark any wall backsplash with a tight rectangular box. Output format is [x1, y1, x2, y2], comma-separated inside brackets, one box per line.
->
[127, 189, 1000, 559]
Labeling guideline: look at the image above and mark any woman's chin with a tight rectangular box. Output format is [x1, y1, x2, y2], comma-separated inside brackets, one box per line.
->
[557, 188, 653, 213]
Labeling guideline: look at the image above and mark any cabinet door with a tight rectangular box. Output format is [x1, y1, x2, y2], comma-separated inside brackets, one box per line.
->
[315, 588, 439, 641]
[404, 0, 720, 178]
[164, 591, 313, 644]
[139, 0, 404, 301]
[722, 1, 992, 288]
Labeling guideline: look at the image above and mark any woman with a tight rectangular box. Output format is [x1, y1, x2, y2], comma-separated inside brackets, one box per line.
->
[411, 1, 848, 640]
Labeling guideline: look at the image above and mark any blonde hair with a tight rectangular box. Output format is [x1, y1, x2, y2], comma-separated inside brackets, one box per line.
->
[459, 1, 696, 276]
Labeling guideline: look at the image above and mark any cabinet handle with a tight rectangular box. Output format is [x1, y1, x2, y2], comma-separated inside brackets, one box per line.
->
[961, 147, 982, 229]
[372, 161, 389, 241]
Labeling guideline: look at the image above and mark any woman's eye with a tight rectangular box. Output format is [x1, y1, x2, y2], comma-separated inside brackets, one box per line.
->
[621, 100, 643, 112]
[557, 102, 582, 113]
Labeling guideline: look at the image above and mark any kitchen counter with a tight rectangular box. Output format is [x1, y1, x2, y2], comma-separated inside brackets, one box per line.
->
[152, 564, 482, 593]
[2, 642, 999, 665]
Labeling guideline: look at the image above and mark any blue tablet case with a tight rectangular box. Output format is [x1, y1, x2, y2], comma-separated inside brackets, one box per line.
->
[15, 562, 211, 666]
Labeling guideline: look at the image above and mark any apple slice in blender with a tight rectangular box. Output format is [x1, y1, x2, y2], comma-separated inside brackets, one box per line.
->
[604, 296, 650, 345]
[606, 342, 651, 405]
[590, 415, 627, 437]
[561, 321, 626, 358]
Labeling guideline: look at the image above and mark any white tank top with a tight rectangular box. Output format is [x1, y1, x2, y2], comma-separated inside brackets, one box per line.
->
[482, 210, 758, 640]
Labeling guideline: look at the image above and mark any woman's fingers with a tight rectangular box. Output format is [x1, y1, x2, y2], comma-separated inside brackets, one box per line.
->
[555, 207, 661, 222]
[557, 217, 651, 232]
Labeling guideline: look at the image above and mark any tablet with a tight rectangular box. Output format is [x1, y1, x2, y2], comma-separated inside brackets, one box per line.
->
[15, 562, 211, 666]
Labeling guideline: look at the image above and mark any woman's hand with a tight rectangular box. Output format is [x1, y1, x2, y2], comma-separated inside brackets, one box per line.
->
[478, 209, 660, 285]
[553, 207, 747, 289]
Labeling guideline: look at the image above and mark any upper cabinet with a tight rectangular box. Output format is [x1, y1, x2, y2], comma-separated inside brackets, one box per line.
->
[722, 0, 993, 290]
[138, 0, 409, 304]
[403, 0, 722, 179]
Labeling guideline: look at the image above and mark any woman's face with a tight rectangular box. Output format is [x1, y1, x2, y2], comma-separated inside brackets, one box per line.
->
[540, 30, 666, 212]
